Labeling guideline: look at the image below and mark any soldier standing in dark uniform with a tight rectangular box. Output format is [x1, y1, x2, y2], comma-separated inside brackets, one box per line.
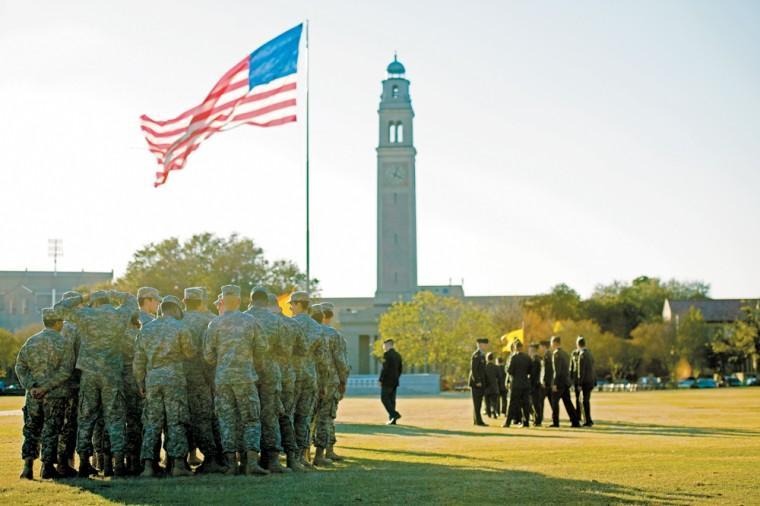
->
[528, 343, 543, 426]
[570, 347, 582, 423]
[504, 340, 531, 428]
[495, 357, 507, 417]
[576, 336, 596, 427]
[378, 339, 403, 425]
[539, 341, 554, 427]
[484, 352, 500, 418]
[550, 336, 581, 428]
[468, 338, 489, 426]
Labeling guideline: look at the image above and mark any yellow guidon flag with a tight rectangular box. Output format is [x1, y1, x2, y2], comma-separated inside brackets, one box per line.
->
[500, 328, 524, 352]
[277, 293, 294, 317]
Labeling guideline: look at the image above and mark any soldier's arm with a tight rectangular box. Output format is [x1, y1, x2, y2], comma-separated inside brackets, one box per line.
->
[252, 321, 268, 356]
[203, 325, 217, 365]
[111, 291, 139, 319]
[334, 334, 350, 385]
[54, 294, 84, 323]
[132, 332, 147, 392]
[292, 324, 307, 357]
[179, 328, 194, 360]
[14, 346, 34, 390]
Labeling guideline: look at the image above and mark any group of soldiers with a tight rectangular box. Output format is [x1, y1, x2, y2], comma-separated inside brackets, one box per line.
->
[15, 284, 350, 480]
[469, 335, 596, 428]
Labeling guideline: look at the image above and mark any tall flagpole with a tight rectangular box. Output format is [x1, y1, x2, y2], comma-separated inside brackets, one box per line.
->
[305, 20, 311, 293]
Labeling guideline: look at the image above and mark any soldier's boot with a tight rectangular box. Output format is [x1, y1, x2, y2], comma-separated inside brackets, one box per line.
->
[77, 454, 97, 477]
[267, 451, 291, 474]
[19, 458, 34, 480]
[140, 460, 156, 478]
[299, 448, 315, 469]
[237, 451, 247, 475]
[41, 462, 62, 480]
[129, 454, 143, 475]
[196, 457, 227, 474]
[286, 451, 307, 472]
[102, 453, 114, 477]
[223, 453, 237, 476]
[56, 458, 77, 478]
[312, 447, 333, 467]
[170, 458, 193, 477]
[112, 453, 127, 477]
[326, 445, 344, 461]
[244, 451, 270, 476]
[187, 448, 202, 467]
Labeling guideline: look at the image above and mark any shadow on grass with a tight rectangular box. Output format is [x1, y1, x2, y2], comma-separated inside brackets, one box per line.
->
[336, 422, 563, 438]
[53, 455, 714, 505]
[594, 420, 760, 438]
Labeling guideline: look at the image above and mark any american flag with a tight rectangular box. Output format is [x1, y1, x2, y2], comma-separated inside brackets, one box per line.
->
[141, 24, 303, 187]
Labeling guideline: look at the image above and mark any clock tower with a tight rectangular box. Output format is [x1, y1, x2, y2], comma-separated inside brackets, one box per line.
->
[376, 55, 418, 303]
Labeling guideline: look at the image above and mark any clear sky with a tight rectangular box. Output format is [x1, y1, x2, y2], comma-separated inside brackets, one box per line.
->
[1, 0, 758, 298]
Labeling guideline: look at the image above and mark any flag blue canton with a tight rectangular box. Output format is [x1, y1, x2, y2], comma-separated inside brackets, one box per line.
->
[248, 23, 303, 90]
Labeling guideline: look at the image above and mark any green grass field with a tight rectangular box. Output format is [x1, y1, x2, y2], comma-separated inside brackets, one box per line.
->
[0, 389, 758, 505]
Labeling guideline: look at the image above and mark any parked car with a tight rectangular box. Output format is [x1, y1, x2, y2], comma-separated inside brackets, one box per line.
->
[745, 375, 758, 387]
[696, 377, 717, 388]
[2, 384, 25, 396]
[723, 375, 743, 387]
[677, 377, 696, 389]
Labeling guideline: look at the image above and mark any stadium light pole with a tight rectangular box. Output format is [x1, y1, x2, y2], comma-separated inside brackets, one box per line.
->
[48, 238, 63, 305]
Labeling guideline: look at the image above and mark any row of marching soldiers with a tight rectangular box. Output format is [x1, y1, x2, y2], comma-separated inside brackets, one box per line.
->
[15, 284, 349, 480]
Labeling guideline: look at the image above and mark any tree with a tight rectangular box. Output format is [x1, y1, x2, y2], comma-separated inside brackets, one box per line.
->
[714, 303, 760, 374]
[0, 328, 20, 380]
[377, 292, 496, 385]
[631, 322, 676, 378]
[674, 307, 712, 377]
[115, 233, 315, 300]
[523, 283, 582, 321]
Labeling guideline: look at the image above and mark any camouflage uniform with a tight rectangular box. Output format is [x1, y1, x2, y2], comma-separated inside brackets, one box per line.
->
[182, 288, 219, 462]
[16, 316, 75, 464]
[290, 310, 329, 453]
[122, 320, 143, 461]
[322, 321, 350, 449]
[275, 310, 306, 458]
[245, 303, 285, 456]
[57, 319, 81, 465]
[54, 290, 138, 459]
[133, 300, 194, 461]
[203, 300, 267, 454]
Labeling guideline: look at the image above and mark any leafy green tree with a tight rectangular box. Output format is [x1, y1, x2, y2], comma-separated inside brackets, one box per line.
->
[631, 322, 676, 378]
[523, 283, 582, 321]
[115, 233, 315, 300]
[675, 307, 712, 377]
[0, 328, 20, 380]
[377, 292, 496, 385]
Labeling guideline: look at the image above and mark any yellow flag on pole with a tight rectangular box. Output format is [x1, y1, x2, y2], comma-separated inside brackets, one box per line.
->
[277, 293, 293, 317]
[500, 328, 524, 352]
[553, 320, 563, 333]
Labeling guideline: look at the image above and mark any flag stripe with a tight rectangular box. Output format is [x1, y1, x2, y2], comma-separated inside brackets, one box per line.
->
[140, 24, 302, 186]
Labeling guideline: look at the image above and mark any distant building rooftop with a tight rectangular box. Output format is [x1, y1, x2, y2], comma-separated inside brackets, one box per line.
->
[663, 298, 759, 324]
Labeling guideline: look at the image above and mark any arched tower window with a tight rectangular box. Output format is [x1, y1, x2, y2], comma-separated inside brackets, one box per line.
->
[396, 123, 404, 143]
[392, 85, 399, 98]
[389, 122, 396, 143]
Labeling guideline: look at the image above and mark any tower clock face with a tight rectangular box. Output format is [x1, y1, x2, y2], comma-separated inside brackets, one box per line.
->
[384, 164, 408, 186]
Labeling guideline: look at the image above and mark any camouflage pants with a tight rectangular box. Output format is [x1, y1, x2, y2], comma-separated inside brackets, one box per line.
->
[313, 382, 339, 448]
[57, 390, 78, 463]
[186, 375, 218, 459]
[293, 372, 317, 452]
[258, 362, 283, 453]
[123, 371, 143, 457]
[140, 383, 189, 460]
[278, 363, 298, 454]
[77, 372, 126, 456]
[330, 389, 342, 446]
[215, 383, 261, 454]
[21, 395, 66, 463]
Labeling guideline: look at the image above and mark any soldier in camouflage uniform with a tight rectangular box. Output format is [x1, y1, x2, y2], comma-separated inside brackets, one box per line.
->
[268, 293, 307, 472]
[133, 295, 194, 477]
[137, 286, 161, 326]
[56, 291, 81, 477]
[181, 287, 225, 473]
[288, 291, 330, 468]
[245, 287, 290, 474]
[203, 285, 269, 476]
[54, 290, 138, 477]
[319, 302, 350, 461]
[122, 312, 143, 474]
[16, 308, 75, 480]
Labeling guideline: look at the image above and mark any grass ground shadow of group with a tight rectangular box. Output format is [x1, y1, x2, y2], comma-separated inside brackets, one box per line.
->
[53, 453, 714, 505]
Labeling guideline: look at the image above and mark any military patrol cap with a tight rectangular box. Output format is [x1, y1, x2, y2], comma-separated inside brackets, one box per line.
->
[528, 342, 539, 349]
[42, 307, 63, 321]
[62, 290, 81, 300]
[310, 303, 323, 316]
[184, 287, 204, 301]
[321, 302, 335, 313]
[383, 338, 394, 344]
[160, 295, 184, 318]
[250, 285, 269, 300]
[221, 285, 241, 298]
[197, 287, 209, 301]
[137, 286, 161, 300]
[90, 291, 110, 306]
[476, 338, 489, 344]
[289, 291, 310, 303]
